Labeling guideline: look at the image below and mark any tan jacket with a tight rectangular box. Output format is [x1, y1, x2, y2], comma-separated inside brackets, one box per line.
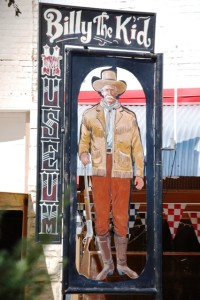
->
[79, 104, 144, 178]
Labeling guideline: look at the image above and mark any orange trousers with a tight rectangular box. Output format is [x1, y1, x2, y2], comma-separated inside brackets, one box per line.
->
[92, 154, 131, 237]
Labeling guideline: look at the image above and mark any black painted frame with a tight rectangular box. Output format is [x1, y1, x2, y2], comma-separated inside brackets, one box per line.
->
[62, 48, 163, 298]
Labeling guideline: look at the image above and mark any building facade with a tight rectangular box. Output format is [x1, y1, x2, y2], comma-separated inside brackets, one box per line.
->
[0, 0, 199, 299]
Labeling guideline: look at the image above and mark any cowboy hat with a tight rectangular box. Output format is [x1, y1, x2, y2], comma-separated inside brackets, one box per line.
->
[92, 68, 127, 95]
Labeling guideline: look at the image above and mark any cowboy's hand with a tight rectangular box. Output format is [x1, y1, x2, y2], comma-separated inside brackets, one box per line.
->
[134, 176, 144, 190]
[80, 152, 90, 166]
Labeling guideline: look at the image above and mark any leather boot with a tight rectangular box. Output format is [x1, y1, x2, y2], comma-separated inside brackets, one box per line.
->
[96, 234, 114, 280]
[114, 234, 138, 279]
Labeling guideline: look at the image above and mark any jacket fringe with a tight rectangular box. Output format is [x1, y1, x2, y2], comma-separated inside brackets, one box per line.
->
[92, 168, 106, 177]
[112, 170, 133, 178]
[115, 125, 132, 135]
[79, 105, 144, 178]
[92, 168, 133, 178]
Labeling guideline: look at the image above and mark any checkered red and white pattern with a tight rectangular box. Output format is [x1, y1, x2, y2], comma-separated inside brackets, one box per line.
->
[129, 203, 140, 227]
[163, 203, 186, 239]
[189, 212, 200, 243]
[128, 203, 140, 237]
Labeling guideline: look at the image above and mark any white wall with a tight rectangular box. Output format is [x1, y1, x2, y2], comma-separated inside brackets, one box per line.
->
[0, 1, 33, 110]
[0, 1, 34, 193]
[0, 112, 28, 193]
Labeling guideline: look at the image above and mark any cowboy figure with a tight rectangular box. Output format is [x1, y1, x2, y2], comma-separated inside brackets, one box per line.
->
[79, 67, 144, 280]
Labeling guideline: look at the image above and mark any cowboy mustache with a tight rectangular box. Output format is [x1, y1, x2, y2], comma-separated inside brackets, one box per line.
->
[105, 95, 116, 100]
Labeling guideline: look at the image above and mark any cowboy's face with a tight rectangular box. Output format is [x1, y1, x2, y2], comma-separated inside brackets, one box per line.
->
[101, 84, 118, 105]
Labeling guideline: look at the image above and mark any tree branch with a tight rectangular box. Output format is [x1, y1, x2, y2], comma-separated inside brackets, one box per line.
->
[5, 0, 22, 16]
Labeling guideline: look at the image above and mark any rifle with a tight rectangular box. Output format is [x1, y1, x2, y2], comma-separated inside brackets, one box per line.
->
[79, 166, 93, 278]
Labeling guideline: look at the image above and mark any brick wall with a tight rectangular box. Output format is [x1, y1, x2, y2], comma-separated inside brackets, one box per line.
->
[0, 0, 34, 109]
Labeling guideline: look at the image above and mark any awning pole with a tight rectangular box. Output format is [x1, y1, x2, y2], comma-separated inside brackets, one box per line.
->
[173, 45, 178, 147]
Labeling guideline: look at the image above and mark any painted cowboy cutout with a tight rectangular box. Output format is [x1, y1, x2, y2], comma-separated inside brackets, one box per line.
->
[79, 67, 144, 280]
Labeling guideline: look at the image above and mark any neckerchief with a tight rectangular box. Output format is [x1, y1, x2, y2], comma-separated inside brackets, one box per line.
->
[100, 99, 121, 111]
[100, 99, 121, 148]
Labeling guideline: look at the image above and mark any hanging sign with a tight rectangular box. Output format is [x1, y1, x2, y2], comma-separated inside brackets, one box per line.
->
[41, 5, 156, 52]
[36, 3, 156, 243]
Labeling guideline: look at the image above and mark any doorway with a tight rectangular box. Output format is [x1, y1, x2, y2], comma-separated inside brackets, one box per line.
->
[0, 210, 23, 256]
[0, 192, 28, 257]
